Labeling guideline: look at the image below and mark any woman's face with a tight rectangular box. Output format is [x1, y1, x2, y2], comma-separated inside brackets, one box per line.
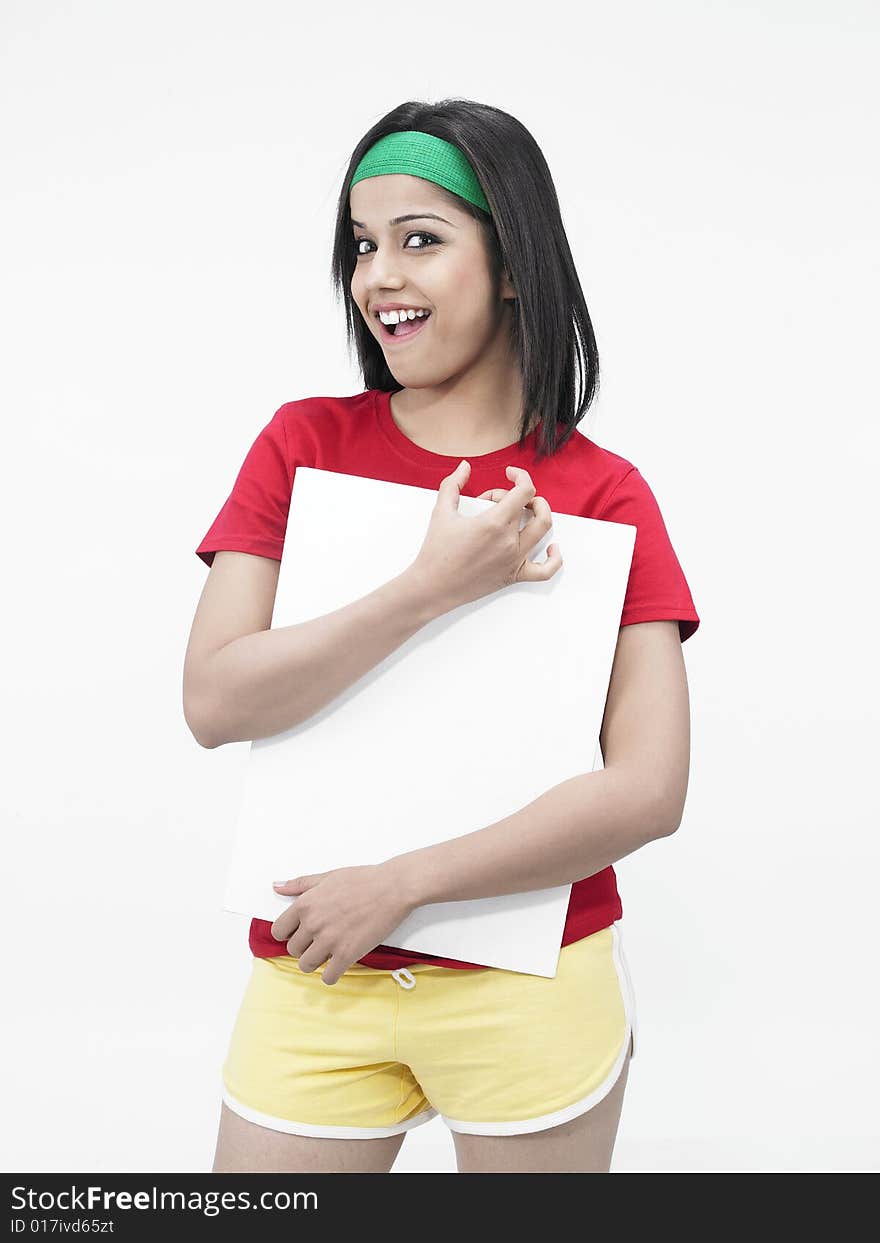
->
[349, 173, 516, 387]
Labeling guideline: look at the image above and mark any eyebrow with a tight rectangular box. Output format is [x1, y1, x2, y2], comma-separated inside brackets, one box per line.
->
[350, 212, 456, 228]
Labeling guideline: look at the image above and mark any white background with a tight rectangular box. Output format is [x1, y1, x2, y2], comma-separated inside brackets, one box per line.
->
[2, 0, 877, 1174]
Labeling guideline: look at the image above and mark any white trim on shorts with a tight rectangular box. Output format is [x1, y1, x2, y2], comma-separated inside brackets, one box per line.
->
[222, 1088, 439, 1139]
[221, 920, 637, 1140]
[440, 921, 638, 1136]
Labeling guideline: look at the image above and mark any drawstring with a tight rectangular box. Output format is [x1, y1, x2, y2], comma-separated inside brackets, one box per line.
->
[390, 968, 416, 990]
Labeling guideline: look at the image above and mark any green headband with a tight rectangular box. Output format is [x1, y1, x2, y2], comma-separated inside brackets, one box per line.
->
[349, 130, 491, 215]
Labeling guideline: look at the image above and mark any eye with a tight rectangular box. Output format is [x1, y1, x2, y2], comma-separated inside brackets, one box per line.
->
[353, 231, 440, 257]
[404, 231, 439, 250]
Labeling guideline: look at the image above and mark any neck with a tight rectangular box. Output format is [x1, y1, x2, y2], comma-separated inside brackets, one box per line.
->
[390, 354, 535, 458]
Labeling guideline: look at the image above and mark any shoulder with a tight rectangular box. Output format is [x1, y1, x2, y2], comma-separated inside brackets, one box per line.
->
[549, 426, 635, 476]
[274, 390, 376, 457]
[549, 426, 642, 512]
[276, 389, 375, 432]
[566, 428, 636, 475]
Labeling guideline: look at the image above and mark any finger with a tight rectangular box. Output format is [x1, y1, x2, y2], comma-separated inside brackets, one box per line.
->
[284, 927, 315, 958]
[517, 495, 554, 557]
[517, 539, 563, 583]
[493, 465, 536, 523]
[273, 874, 317, 895]
[477, 485, 538, 504]
[297, 942, 332, 974]
[270, 906, 301, 941]
[477, 488, 541, 518]
[322, 957, 344, 986]
[438, 460, 471, 508]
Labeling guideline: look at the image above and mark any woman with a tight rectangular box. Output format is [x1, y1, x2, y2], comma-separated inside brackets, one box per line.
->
[184, 98, 699, 1173]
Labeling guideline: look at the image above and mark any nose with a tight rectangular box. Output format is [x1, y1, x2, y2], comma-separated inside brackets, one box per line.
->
[364, 247, 408, 295]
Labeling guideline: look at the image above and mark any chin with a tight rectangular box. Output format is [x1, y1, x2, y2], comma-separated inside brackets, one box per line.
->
[395, 365, 455, 389]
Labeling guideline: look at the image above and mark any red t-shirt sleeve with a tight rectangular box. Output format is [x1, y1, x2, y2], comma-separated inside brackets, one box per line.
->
[195, 405, 293, 567]
[598, 466, 700, 642]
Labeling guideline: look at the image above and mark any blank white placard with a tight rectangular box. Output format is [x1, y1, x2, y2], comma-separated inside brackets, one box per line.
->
[222, 467, 635, 977]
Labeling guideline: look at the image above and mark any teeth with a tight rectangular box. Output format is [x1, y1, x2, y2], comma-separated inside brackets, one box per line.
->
[378, 308, 430, 324]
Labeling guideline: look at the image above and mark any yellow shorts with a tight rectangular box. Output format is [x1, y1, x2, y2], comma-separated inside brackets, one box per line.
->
[221, 920, 637, 1138]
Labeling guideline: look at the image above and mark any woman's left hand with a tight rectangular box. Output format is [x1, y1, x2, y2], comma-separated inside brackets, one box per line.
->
[270, 861, 414, 985]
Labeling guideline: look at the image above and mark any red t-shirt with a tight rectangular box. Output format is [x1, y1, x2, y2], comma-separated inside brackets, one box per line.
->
[196, 387, 700, 971]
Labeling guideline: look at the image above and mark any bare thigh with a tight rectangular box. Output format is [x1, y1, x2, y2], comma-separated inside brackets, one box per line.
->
[211, 1102, 407, 1173]
[452, 1032, 634, 1174]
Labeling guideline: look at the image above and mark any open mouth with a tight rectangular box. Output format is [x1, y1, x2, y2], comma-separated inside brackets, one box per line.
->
[380, 312, 432, 342]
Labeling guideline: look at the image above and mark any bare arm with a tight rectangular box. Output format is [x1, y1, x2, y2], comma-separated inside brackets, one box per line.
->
[183, 462, 557, 749]
[185, 559, 438, 748]
[385, 620, 691, 904]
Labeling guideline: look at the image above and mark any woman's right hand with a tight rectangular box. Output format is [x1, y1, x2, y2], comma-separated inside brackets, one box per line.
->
[408, 460, 563, 616]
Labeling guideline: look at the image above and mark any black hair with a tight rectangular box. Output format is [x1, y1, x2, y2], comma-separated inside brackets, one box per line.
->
[330, 98, 600, 461]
